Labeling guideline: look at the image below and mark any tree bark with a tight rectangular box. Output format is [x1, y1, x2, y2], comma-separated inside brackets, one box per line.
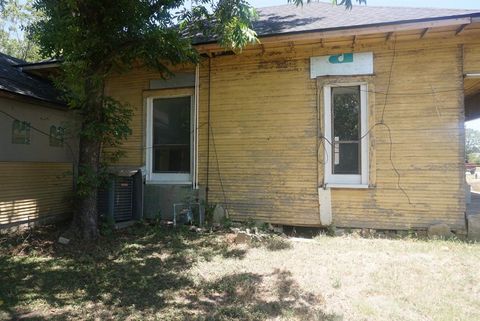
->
[71, 79, 104, 240]
[72, 134, 102, 240]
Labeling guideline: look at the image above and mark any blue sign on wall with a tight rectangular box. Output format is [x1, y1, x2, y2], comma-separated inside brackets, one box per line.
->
[328, 53, 354, 64]
[310, 52, 373, 78]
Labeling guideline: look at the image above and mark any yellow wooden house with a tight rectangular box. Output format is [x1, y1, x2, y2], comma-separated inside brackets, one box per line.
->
[99, 3, 480, 233]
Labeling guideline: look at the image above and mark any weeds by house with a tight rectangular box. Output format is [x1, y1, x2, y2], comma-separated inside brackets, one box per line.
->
[1, 223, 480, 321]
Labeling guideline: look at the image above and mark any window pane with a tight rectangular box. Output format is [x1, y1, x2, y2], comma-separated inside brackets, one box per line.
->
[49, 125, 64, 147]
[153, 146, 190, 173]
[152, 96, 191, 173]
[333, 142, 360, 174]
[153, 97, 191, 145]
[12, 120, 30, 144]
[332, 86, 360, 141]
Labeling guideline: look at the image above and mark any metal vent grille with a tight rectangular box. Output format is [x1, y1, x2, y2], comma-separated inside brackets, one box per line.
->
[113, 176, 133, 222]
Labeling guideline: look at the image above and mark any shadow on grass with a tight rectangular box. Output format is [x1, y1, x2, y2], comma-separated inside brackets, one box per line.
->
[178, 269, 338, 321]
[0, 224, 339, 321]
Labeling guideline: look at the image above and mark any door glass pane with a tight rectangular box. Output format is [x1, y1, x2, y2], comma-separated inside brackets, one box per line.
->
[333, 142, 360, 174]
[152, 96, 191, 173]
[331, 86, 361, 175]
[332, 86, 360, 140]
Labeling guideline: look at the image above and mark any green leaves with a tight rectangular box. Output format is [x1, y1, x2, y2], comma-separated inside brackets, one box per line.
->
[213, 0, 259, 50]
[0, 0, 43, 61]
[178, 0, 259, 51]
[466, 128, 480, 156]
[334, 0, 367, 9]
[178, 0, 367, 51]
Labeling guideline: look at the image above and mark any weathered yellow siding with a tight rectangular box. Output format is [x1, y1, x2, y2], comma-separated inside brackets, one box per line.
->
[198, 37, 469, 230]
[0, 162, 73, 228]
[106, 25, 480, 231]
[464, 42, 480, 73]
[197, 47, 320, 226]
[330, 44, 465, 230]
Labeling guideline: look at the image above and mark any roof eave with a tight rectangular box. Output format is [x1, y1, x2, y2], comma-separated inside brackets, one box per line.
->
[16, 60, 62, 70]
[194, 13, 480, 49]
[0, 89, 67, 110]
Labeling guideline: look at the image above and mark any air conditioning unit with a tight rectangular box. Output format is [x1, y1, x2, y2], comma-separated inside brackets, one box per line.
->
[98, 169, 143, 223]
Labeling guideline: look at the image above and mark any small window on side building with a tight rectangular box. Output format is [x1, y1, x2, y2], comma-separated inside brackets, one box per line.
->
[49, 125, 65, 147]
[12, 120, 31, 144]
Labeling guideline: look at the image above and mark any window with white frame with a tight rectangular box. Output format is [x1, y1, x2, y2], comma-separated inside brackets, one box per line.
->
[323, 83, 369, 187]
[146, 95, 193, 183]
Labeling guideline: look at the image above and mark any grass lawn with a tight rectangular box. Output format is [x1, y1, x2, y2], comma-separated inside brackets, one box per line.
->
[1, 224, 480, 321]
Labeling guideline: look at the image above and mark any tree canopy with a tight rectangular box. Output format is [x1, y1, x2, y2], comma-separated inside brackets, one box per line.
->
[466, 128, 480, 160]
[0, 0, 43, 61]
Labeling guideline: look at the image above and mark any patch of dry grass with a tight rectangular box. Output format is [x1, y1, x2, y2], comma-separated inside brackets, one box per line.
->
[1, 224, 479, 320]
[201, 235, 480, 321]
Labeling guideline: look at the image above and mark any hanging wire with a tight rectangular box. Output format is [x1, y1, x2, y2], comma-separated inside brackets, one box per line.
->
[0, 109, 78, 190]
[0, 109, 77, 166]
[210, 125, 228, 209]
[380, 36, 397, 122]
[319, 36, 413, 205]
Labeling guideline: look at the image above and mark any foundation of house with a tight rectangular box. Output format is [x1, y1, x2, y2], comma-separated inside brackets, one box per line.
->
[143, 184, 206, 221]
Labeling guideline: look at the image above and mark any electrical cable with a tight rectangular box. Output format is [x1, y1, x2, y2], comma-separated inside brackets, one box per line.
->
[206, 56, 212, 204]
[0, 109, 76, 163]
[380, 37, 397, 122]
[319, 35, 413, 205]
[210, 125, 228, 209]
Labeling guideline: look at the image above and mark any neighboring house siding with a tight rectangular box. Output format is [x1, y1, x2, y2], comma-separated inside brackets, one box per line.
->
[106, 29, 480, 231]
[0, 98, 74, 162]
[0, 98, 75, 229]
[0, 162, 72, 227]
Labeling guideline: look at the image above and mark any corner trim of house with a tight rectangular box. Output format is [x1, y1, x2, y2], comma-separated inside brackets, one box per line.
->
[318, 188, 332, 226]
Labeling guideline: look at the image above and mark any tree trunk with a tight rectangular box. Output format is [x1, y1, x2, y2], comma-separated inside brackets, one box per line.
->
[68, 77, 107, 240]
[72, 134, 102, 240]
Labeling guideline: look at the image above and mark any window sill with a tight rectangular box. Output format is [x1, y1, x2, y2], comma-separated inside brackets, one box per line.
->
[324, 184, 370, 189]
[146, 180, 192, 185]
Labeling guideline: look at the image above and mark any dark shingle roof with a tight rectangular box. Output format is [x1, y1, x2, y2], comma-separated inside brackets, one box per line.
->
[195, 2, 480, 44]
[0, 53, 64, 106]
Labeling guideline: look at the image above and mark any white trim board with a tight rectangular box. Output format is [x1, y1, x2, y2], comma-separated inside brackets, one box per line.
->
[311, 52, 373, 78]
[323, 83, 369, 186]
